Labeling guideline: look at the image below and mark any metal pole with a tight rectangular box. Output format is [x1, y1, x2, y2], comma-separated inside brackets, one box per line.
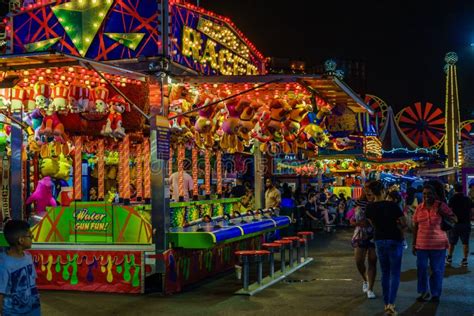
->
[10, 113, 22, 219]
[254, 142, 264, 209]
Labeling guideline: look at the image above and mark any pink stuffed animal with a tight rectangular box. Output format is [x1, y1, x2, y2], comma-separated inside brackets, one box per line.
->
[26, 176, 57, 215]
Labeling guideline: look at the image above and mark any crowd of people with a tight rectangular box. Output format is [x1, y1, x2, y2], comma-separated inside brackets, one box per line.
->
[347, 179, 471, 315]
[259, 177, 472, 315]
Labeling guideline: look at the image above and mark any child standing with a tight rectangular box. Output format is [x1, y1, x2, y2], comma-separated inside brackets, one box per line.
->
[0, 220, 41, 316]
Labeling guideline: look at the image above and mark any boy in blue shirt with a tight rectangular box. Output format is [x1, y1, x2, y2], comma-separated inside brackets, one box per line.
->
[0, 220, 41, 316]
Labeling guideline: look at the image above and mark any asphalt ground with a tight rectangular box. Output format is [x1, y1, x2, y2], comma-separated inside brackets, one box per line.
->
[40, 229, 474, 316]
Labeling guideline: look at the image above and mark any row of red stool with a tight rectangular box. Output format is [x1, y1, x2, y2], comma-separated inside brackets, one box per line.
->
[234, 231, 314, 291]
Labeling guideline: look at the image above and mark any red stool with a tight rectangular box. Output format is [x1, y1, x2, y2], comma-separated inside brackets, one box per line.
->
[235, 250, 270, 290]
[274, 239, 293, 273]
[262, 243, 282, 278]
[283, 236, 301, 266]
[297, 231, 314, 259]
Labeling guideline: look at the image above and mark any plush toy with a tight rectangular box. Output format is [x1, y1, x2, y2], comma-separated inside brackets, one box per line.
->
[220, 98, 246, 153]
[90, 86, 109, 113]
[237, 99, 259, 144]
[285, 99, 313, 135]
[0, 116, 7, 153]
[0, 88, 10, 110]
[10, 86, 26, 113]
[25, 176, 57, 216]
[101, 95, 129, 138]
[33, 81, 51, 110]
[250, 110, 273, 152]
[267, 98, 291, 134]
[193, 94, 221, 148]
[39, 142, 68, 177]
[24, 108, 44, 143]
[51, 83, 69, 112]
[38, 101, 67, 142]
[68, 84, 90, 113]
[304, 124, 330, 148]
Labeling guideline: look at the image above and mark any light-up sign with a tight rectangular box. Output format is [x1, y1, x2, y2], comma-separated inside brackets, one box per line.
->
[172, 5, 264, 75]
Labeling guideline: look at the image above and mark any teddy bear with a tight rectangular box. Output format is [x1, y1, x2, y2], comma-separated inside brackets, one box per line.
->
[250, 109, 274, 152]
[101, 95, 129, 138]
[25, 176, 57, 216]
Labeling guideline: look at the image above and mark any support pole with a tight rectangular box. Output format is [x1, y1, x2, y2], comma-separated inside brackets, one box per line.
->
[98, 139, 105, 201]
[118, 142, 124, 202]
[136, 143, 143, 201]
[192, 147, 199, 199]
[177, 143, 184, 200]
[10, 113, 23, 219]
[254, 141, 264, 209]
[122, 135, 131, 204]
[216, 151, 222, 197]
[143, 137, 151, 203]
[74, 136, 82, 201]
[205, 149, 211, 198]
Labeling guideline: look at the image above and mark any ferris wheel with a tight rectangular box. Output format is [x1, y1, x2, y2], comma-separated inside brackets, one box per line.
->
[396, 102, 445, 149]
[364, 94, 388, 130]
[460, 120, 474, 140]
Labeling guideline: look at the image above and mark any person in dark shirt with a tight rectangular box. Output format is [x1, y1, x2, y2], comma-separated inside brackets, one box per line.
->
[365, 181, 407, 316]
[447, 183, 473, 267]
[230, 179, 246, 198]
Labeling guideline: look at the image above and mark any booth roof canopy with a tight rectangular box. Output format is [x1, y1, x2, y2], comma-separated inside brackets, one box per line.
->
[0, 52, 147, 81]
[175, 74, 372, 114]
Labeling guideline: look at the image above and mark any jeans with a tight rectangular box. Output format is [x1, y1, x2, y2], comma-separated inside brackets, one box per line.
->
[375, 240, 404, 305]
[416, 249, 446, 297]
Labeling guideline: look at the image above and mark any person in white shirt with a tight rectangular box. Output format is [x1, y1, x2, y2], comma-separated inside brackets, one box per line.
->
[169, 170, 194, 201]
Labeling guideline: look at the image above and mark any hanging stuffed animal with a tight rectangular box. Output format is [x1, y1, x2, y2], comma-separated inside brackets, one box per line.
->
[39, 142, 68, 177]
[51, 83, 70, 113]
[267, 98, 291, 135]
[220, 98, 245, 153]
[33, 81, 50, 110]
[68, 84, 90, 113]
[237, 99, 259, 145]
[25, 176, 57, 216]
[101, 95, 129, 138]
[250, 109, 273, 152]
[90, 86, 109, 113]
[38, 100, 67, 142]
[10, 86, 26, 113]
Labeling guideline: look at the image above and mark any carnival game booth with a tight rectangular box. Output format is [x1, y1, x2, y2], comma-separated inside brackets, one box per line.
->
[0, 0, 373, 295]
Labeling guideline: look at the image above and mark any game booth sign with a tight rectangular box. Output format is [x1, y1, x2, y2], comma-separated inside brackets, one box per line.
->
[0, 0, 371, 294]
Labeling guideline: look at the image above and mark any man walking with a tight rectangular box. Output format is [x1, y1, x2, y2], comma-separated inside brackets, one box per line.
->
[446, 183, 473, 267]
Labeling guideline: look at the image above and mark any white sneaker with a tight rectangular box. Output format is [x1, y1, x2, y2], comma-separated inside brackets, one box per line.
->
[362, 281, 368, 293]
[367, 290, 376, 299]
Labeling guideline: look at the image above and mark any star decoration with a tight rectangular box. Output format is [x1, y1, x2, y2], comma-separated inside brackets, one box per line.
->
[52, 0, 114, 57]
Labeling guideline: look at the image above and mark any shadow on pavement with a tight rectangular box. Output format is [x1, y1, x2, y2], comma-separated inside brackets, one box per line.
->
[444, 266, 470, 278]
[400, 268, 417, 282]
[400, 266, 470, 283]
[400, 301, 439, 315]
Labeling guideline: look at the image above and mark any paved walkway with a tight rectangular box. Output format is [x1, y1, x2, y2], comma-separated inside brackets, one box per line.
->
[40, 229, 474, 316]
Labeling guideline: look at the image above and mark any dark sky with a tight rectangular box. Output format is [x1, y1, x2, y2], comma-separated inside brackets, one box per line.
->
[200, 0, 474, 116]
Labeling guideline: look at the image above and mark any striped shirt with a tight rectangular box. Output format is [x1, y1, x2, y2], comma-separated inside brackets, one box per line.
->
[413, 201, 453, 250]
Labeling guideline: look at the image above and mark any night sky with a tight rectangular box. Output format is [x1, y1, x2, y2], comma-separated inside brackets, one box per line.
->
[200, 0, 474, 116]
[1, 1, 473, 116]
